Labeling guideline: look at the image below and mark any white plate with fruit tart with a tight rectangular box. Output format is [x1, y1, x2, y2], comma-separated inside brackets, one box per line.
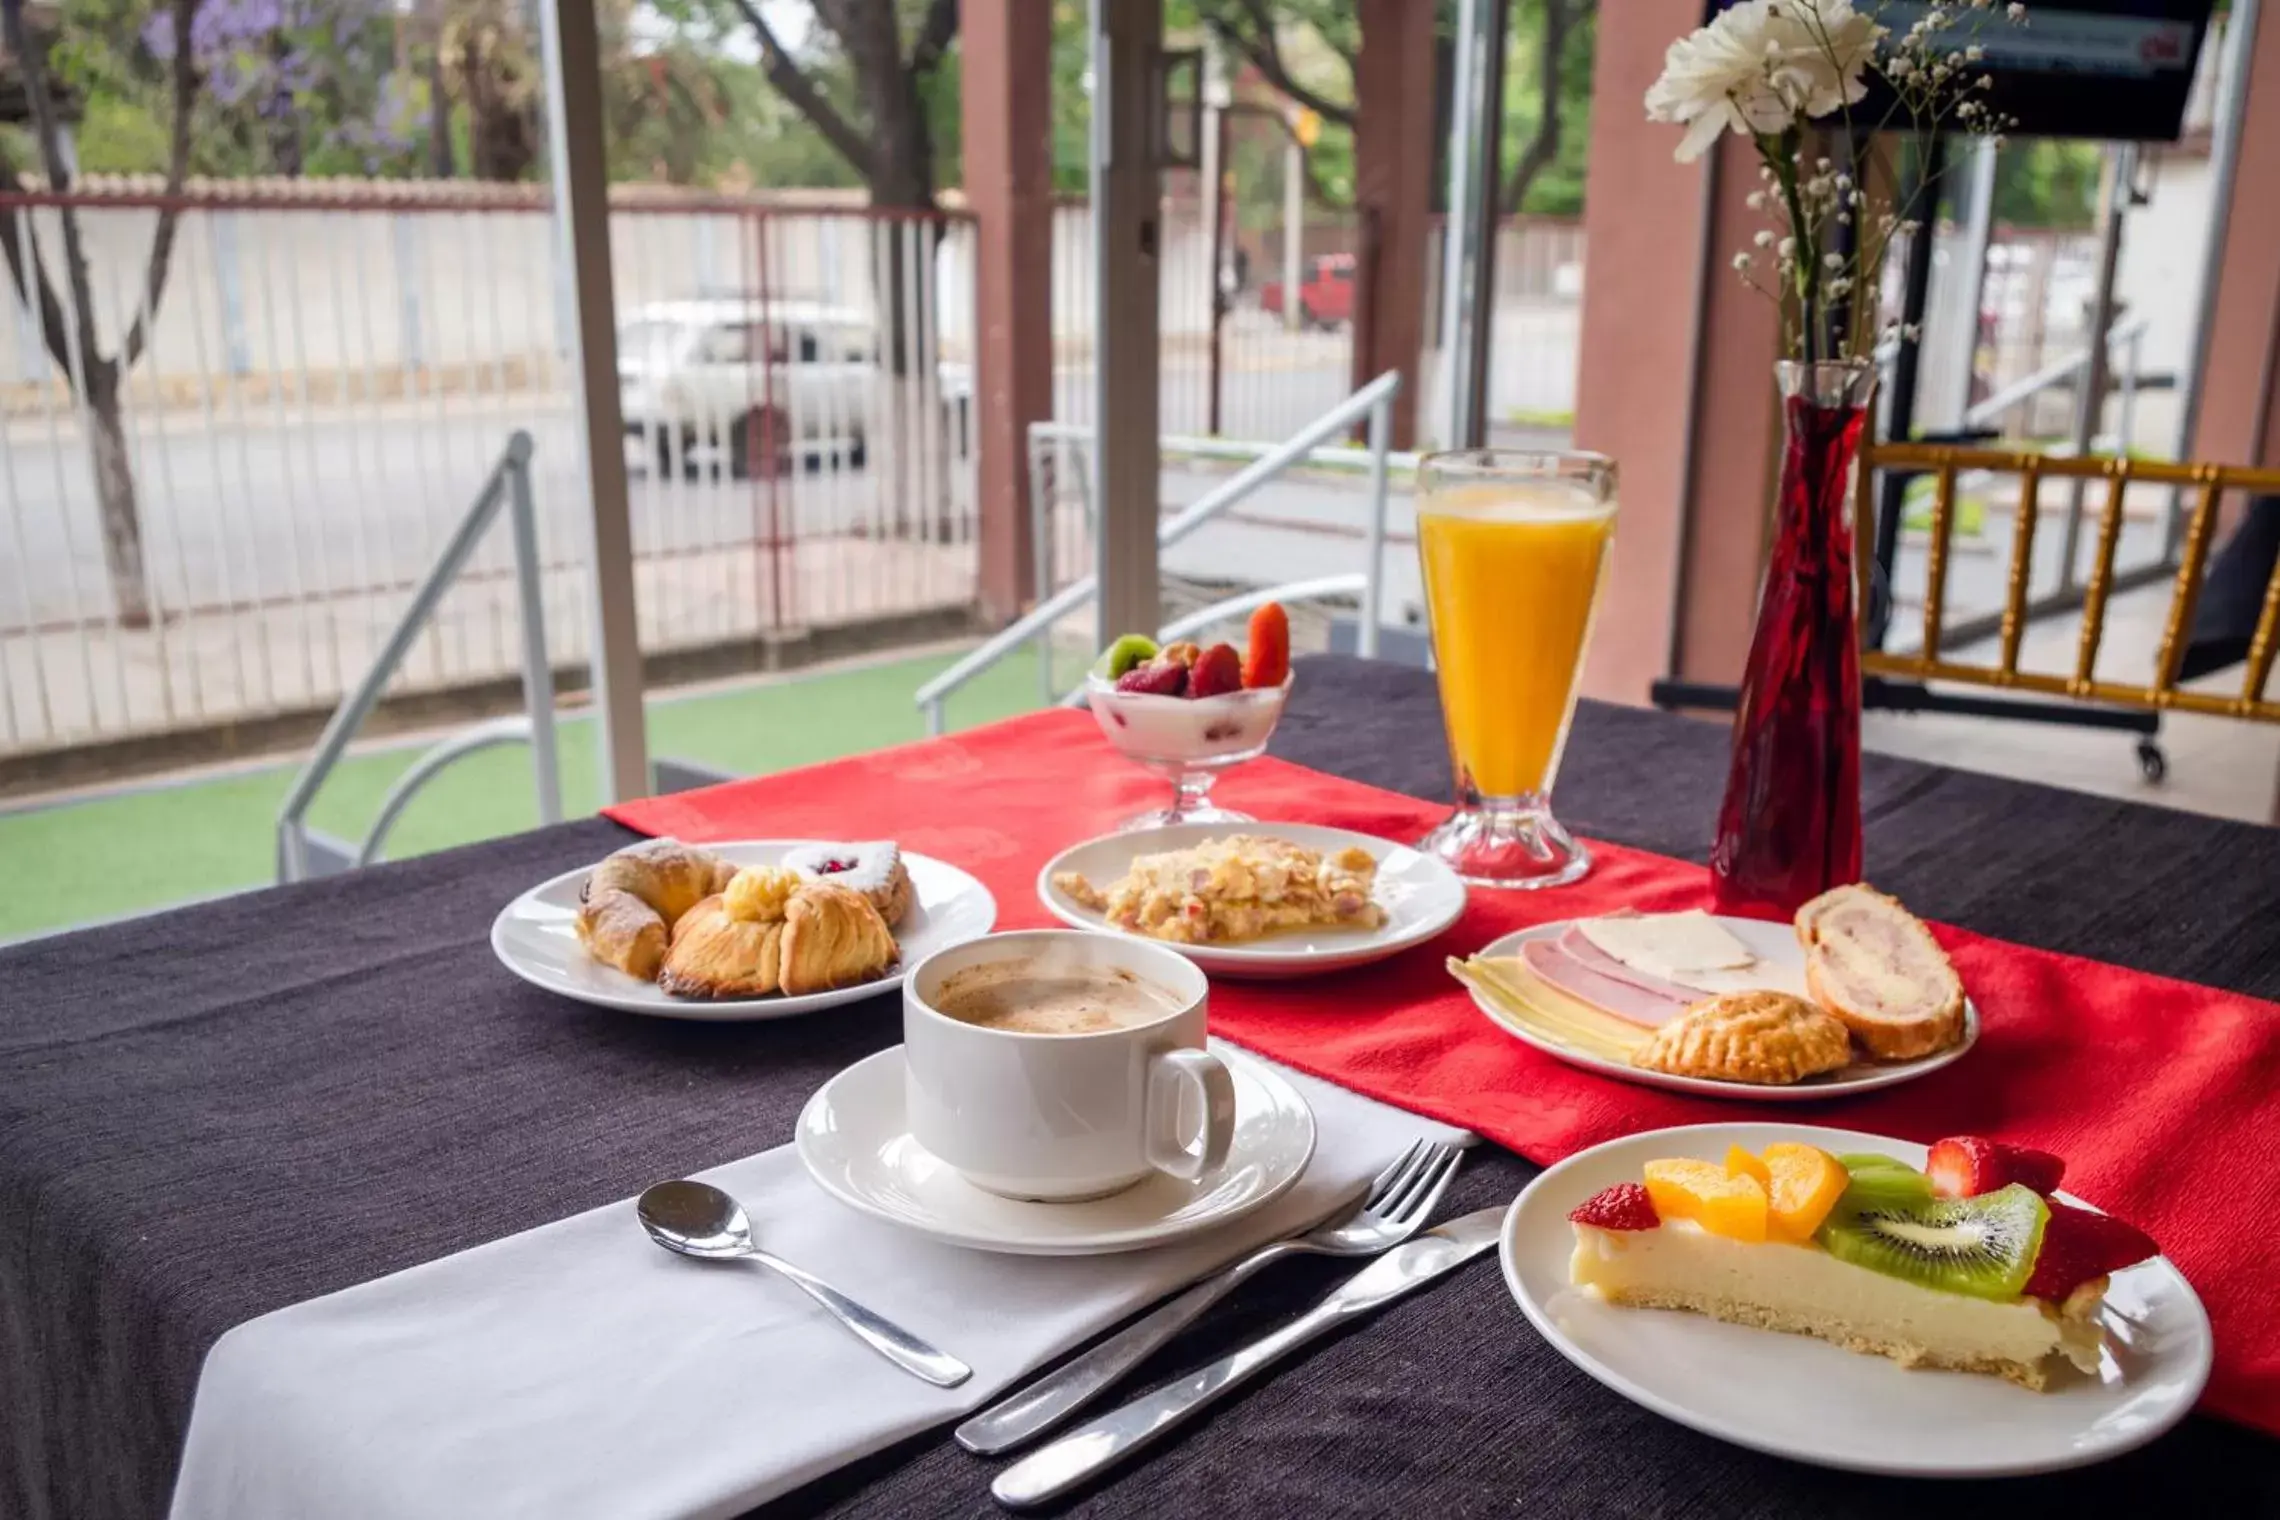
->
[1500, 1124, 2212, 1477]
[1039, 822, 1467, 978]
[494, 838, 997, 1020]
[1451, 888, 1979, 1098]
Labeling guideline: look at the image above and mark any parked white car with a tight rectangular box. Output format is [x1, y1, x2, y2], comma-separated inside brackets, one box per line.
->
[616, 298, 970, 477]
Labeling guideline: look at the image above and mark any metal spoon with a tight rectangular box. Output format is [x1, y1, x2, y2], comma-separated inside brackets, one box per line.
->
[637, 1180, 971, 1388]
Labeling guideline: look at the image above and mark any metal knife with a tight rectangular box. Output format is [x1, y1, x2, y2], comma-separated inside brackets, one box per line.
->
[989, 1205, 1506, 1510]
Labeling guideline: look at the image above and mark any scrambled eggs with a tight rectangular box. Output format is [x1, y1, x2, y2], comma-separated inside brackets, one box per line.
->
[1055, 834, 1384, 945]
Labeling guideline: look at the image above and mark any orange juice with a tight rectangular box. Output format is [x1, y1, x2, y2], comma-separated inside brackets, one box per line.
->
[1417, 483, 1615, 798]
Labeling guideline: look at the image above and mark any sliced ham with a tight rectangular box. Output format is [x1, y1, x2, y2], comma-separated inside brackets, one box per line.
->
[1520, 939, 1696, 1029]
[1556, 927, 1705, 1003]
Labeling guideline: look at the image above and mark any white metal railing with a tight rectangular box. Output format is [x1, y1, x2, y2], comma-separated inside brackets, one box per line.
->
[915, 371, 1407, 733]
[0, 190, 981, 761]
[1962, 315, 2153, 444]
[275, 431, 561, 882]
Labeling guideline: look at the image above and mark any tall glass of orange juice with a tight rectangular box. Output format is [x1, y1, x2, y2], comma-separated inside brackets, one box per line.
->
[1415, 450, 1617, 888]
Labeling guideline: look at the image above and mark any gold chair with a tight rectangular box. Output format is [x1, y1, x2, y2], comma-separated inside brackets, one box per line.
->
[1854, 442, 2280, 725]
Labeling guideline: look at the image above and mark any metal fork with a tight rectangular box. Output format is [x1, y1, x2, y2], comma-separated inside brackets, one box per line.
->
[953, 1139, 1464, 1455]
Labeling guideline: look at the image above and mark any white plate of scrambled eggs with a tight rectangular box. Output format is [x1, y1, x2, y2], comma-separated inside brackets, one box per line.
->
[1037, 823, 1467, 977]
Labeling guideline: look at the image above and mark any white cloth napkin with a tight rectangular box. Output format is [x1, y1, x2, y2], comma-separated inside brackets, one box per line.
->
[169, 1061, 1468, 1520]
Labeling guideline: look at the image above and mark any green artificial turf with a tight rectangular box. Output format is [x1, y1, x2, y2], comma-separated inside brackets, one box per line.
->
[0, 647, 1046, 941]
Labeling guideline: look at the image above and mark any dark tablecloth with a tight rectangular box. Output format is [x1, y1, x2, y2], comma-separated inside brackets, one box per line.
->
[3, 656, 2276, 1520]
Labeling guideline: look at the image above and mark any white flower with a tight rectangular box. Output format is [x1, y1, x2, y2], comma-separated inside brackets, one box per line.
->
[2008, 3, 2026, 19]
[1755, 229, 1776, 247]
[1733, 252, 1755, 271]
[1644, 0, 1882, 162]
[1824, 251, 1845, 269]
[1778, 236, 1798, 258]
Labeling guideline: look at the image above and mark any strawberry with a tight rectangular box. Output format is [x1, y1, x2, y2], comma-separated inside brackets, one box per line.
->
[1188, 643, 1243, 699]
[1242, 602, 1291, 688]
[1927, 1136, 2066, 1199]
[2023, 1200, 2159, 1301]
[1568, 1182, 1660, 1232]
[1114, 660, 1187, 697]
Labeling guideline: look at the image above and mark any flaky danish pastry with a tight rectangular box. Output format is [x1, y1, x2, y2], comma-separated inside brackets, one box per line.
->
[574, 839, 736, 979]
[660, 870, 896, 999]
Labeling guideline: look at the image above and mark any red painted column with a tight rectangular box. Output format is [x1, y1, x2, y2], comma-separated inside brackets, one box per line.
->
[1351, 0, 1437, 450]
[2191, 9, 2280, 484]
[959, 0, 1054, 623]
[1572, 0, 1783, 705]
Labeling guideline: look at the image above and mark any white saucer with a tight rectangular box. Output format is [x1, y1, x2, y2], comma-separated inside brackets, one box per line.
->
[490, 841, 997, 1021]
[1500, 1122, 2213, 1477]
[1036, 822, 1466, 978]
[1466, 915, 1978, 1100]
[796, 1043, 1317, 1255]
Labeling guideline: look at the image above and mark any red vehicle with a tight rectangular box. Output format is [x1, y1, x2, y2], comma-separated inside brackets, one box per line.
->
[1260, 253, 1356, 329]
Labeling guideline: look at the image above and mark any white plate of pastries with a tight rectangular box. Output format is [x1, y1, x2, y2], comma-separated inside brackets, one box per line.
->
[1036, 822, 1467, 978]
[1449, 885, 1978, 1099]
[490, 838, 997, 1020]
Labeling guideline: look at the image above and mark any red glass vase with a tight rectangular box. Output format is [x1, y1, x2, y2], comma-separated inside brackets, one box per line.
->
[1711, 359, 1877, 916]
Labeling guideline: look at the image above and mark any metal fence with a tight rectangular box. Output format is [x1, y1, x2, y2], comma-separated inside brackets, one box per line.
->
[0, 183, 978, 758]
[0, 178, 2129, 764]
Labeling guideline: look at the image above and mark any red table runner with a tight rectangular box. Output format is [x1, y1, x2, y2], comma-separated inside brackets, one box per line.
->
[608, 708, 2280, 1434]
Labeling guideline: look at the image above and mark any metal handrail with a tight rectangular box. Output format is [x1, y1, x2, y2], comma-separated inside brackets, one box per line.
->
[276, 431, 562, 882]
[1962, 316, 2152, 436]
[1032, 426, 1425, 474]
[919, 370, 1405, 733]
[1052, 573, 1370, 707]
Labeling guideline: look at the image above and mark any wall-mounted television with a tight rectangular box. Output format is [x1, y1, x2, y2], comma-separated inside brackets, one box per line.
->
[1702, 2, 2216, 142]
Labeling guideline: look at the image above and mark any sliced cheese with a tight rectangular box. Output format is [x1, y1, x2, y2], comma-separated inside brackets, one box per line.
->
[1649, 959, 1813, 1000]
[1576, 910, 1755, 981]
[1449, 955, 1646, 1063]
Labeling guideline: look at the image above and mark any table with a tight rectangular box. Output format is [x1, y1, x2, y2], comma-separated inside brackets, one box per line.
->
[4, 656, 2276, 1520]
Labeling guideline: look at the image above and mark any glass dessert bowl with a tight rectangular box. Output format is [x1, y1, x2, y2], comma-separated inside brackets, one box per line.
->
[1085, 673, 1292, 830]
[1082, 606, 1293, 831]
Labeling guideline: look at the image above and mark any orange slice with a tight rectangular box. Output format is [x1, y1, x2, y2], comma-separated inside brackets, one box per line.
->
[1724, 1145, 1772, 1189]
[1761, 1142, 1848, 1243]
[1643, 1158, 1768, 1243]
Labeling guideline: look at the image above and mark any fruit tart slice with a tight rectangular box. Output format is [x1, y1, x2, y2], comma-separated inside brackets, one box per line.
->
[1567, 1137, 2158, 1390]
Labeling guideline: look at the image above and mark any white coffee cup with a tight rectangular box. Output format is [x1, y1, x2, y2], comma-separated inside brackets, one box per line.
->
[902, 930, 1237, 1202]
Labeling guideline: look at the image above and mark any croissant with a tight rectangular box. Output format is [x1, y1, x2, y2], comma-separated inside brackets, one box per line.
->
[660, 881, 897, 999]
[574, 840, 736, 980]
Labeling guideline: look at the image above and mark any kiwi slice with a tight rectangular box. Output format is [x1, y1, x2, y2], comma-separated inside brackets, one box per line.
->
[1093, 634, 1159, 680]
[1837, 1152, 1915, 1172]
[1834, 1161, 1935, 1213]
[1818, 1182, 2049, 1300]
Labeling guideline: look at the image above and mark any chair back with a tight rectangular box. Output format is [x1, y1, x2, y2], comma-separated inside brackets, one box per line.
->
[1853, 442, 2280, 723]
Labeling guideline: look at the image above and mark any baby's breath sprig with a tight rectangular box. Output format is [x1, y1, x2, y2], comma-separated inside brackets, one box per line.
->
[1656, 1, 2024, 366]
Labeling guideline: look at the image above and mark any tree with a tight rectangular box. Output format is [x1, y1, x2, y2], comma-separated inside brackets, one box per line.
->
[0, 0, 197, 628]
[138, 0, 420, 177]
[1501, 0, 1590, 215]
[730, 0, 958, 213]
[439, 0, 539, 181]
[1192, 0, 1596, 215]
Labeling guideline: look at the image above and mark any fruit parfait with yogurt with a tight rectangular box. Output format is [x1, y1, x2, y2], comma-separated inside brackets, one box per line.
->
[1085, 603, 1294, 830]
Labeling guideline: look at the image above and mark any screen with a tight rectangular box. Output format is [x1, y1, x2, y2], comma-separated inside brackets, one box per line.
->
[1700, 1, 2214, 141]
